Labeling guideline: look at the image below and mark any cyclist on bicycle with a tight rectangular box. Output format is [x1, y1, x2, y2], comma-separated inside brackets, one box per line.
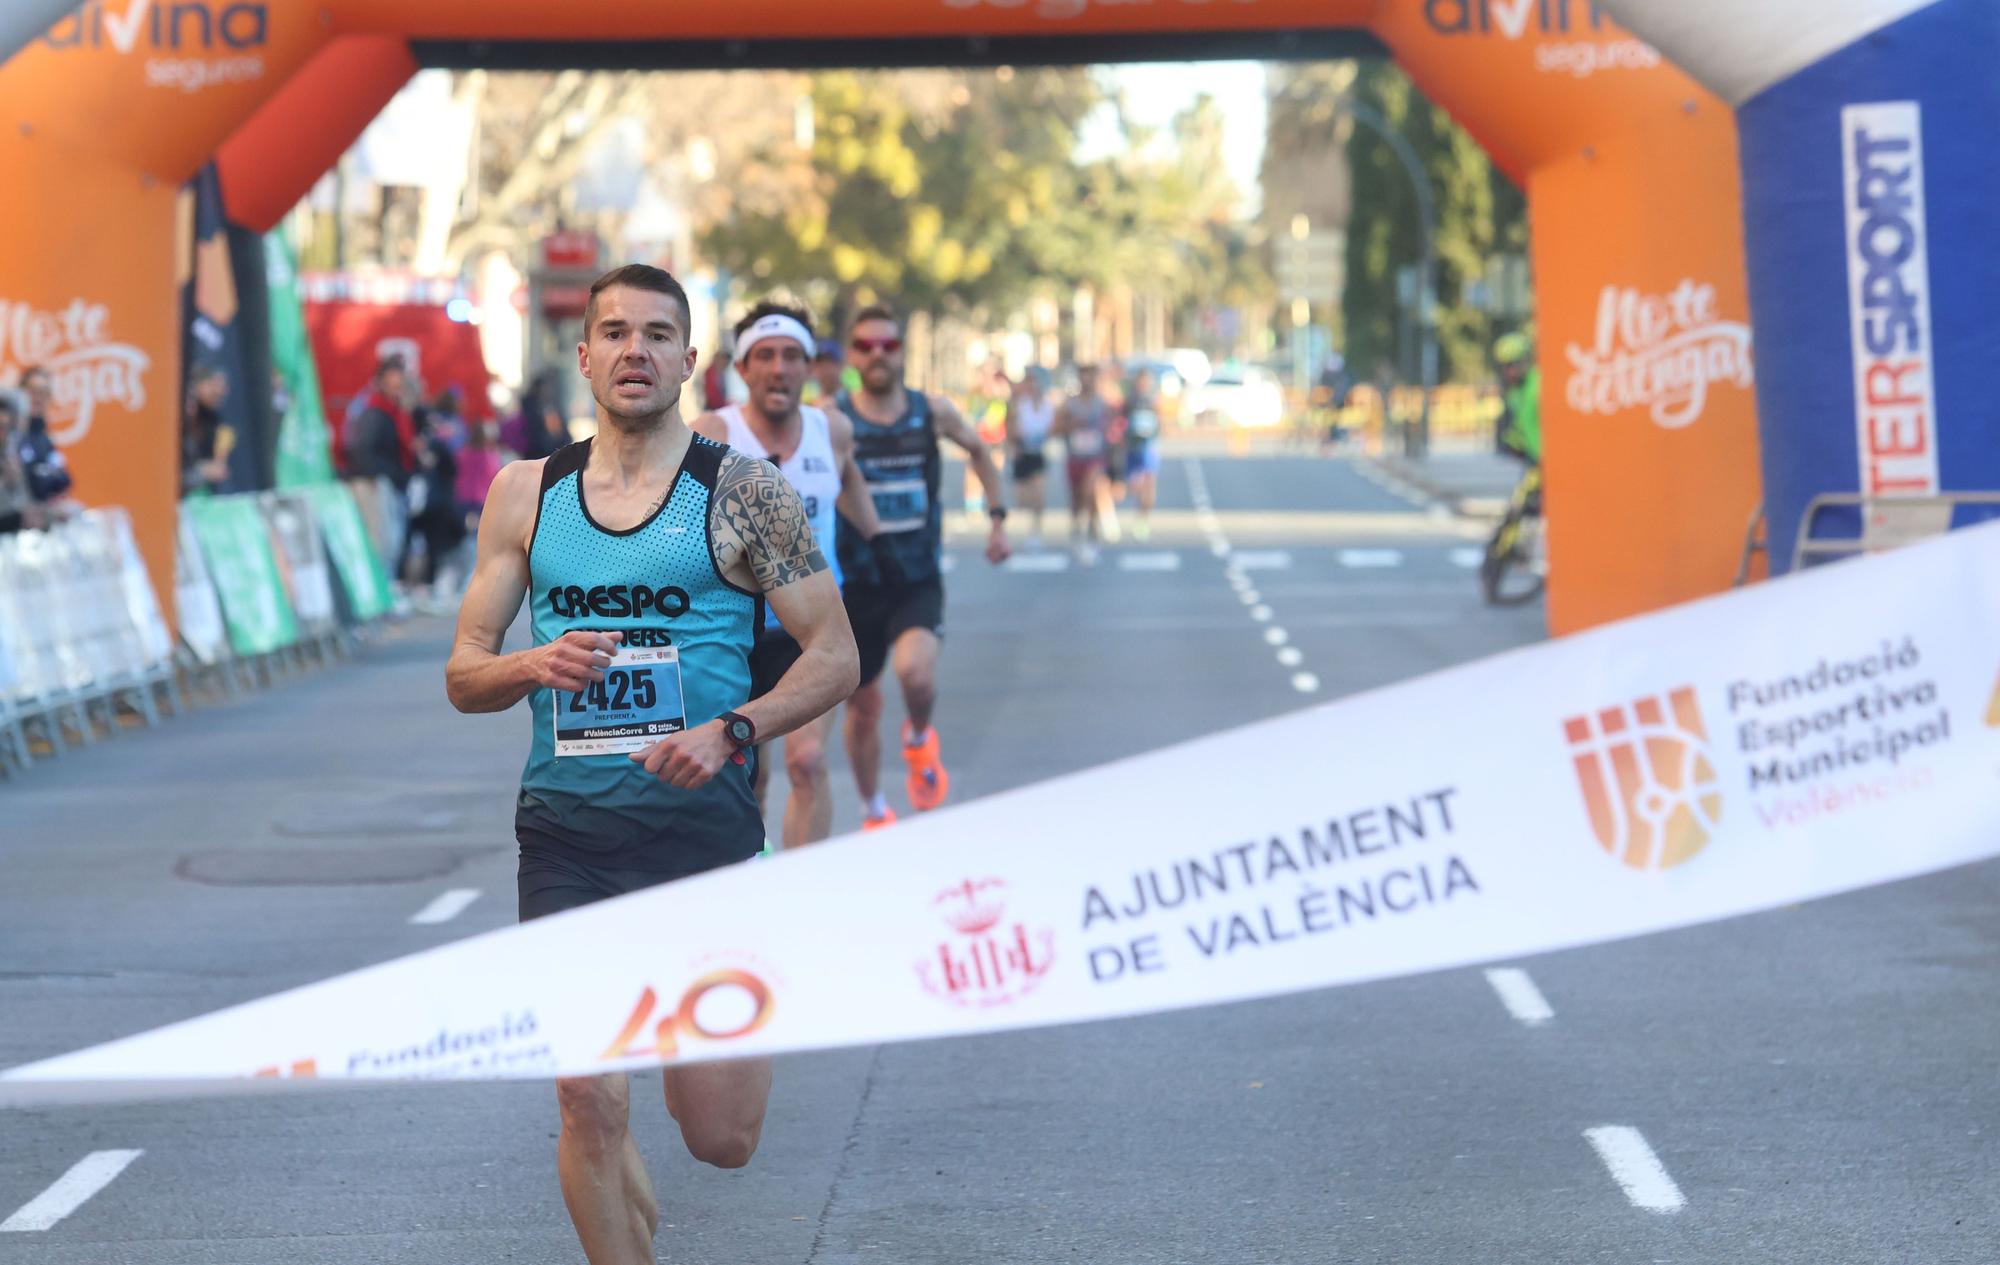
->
[1493, 332, 1541, 464]
[1481, 332, 1545, 605]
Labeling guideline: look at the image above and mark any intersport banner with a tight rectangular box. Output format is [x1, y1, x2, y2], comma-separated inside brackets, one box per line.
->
[5, 525, 1997, 1104]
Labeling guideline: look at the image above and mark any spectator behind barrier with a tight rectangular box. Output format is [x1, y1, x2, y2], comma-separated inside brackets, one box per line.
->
[406, 405, 467, 604]
[15, 366, 76, 521]
[343, 356, 415, 489]
[427, 386, 468, 454]
[181, 363, 235, 498]
[510, 370, 570, 461]
[454, 418, 508, 533]
[0, 393, 43, 534]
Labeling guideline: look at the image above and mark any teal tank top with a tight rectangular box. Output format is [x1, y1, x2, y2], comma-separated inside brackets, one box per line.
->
[515, 436, 764, 874]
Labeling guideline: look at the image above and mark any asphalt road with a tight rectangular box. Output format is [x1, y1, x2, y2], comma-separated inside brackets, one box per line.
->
[2, 451, 1995, 1263]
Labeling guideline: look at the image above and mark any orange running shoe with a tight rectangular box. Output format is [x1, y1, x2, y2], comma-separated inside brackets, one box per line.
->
[903, 722, 951, 811]
[861, 807, 899, 832]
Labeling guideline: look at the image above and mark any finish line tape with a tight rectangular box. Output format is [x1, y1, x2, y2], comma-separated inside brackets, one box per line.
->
[6, 525, 1999, 1105]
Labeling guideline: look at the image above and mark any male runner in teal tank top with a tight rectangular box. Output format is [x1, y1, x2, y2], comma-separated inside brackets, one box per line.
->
[445, 264, 858, 1265]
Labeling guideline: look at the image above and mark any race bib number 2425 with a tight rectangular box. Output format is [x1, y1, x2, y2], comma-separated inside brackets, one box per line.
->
[553, 645, 687, 757]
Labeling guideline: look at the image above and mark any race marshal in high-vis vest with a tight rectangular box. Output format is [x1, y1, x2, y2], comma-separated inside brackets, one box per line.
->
[442, 264, 859, 1263]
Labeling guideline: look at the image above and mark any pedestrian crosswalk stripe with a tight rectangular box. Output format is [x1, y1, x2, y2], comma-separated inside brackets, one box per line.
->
[1005, 552, 1071, 573]
[1339, 549, 1404, 569]
[1230, 550, 1292, 571]
[1117, 551, 1182, 572]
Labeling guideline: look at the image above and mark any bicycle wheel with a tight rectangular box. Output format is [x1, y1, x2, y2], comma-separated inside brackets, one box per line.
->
[1480, 512, 1545, 607]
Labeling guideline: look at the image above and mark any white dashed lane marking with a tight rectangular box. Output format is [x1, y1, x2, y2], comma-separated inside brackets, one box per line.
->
[1584, 1127, 1686, 1214]
[1483, 967, 1554, 1027]
[1117, 551, 1182, 572]
[410, 888, 482, 926]
[1450, 546, 1486, 569]
[1290, 672, 1320, 693]
[1, 1150, 144, 1233]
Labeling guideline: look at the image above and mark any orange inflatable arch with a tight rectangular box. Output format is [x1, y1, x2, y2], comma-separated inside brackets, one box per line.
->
[0, 1, 1759, 635]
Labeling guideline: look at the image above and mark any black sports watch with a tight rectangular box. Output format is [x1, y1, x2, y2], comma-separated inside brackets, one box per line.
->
[719, 711, 757, 748]
[988, 506, 1009, 524]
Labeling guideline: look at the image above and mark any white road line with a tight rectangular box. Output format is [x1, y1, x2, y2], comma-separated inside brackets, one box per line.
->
[2, 1150, 144, 1233]
[410, 888, 482, 926]
[1250, 605, 1274, 622]
[1237, 588, 1260, 605]
[1209, 541, 1231, 557]
[1483, 967, 1554, 1027]
[940, 555, 959, 573]
[1005, 553, 1071, 573]
[1339, 548, 1405, 569]
[1230, 550, 1292, 571]
[1276, 646, 1304, 667]
[1584, 1127, 1686, 1214]
[1263, 627, 1288, 646]
[1117, 551, 1182, 572]
[1450, 547, 1485, 569]
[1291, 672, 1321, 693]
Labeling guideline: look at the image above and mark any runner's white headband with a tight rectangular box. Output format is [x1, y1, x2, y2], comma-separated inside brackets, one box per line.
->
[736, 314, 815, 364]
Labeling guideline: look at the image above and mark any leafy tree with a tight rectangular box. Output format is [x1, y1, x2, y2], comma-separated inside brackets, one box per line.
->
[1339, 61, 1528, 382]
[699, 68, 1267, 352]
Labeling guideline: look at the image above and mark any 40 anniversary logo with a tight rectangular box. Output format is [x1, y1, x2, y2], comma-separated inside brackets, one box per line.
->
[601, 966, 776, 1063]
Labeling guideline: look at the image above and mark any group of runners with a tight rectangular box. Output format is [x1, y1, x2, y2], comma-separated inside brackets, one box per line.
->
[991, 360, 1164, 560]
[445, 264, 1010, 1264]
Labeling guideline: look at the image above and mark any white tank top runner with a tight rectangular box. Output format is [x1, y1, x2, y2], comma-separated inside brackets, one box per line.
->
[717, 404, 844, 589]
[1014, 397, 1055, 447]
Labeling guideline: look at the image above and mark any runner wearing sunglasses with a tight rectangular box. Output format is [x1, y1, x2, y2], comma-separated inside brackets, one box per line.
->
[835, 304, 1011, 828]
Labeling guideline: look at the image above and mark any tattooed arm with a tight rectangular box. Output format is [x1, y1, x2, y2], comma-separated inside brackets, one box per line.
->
[710, 450, 858, 738]
[632, 451, 858, 787]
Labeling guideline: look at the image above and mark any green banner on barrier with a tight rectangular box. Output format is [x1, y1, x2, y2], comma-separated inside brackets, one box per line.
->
[185, 496, 300, 656]
[268, 229, 335, 489]
[300, 481, 394, 622]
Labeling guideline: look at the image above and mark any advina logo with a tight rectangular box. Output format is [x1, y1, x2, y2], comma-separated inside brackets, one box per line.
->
[1564, 687, 1724, 870]
[1423, 0, 1610, 39]
[44, 1, 269, 54]
[42, 2, 270, 95]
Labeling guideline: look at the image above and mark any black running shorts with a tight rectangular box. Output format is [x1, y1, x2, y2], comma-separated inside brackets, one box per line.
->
[842, 578, 945, 689]
[748, 627, 805, 701]
[518, 846, 759, 922]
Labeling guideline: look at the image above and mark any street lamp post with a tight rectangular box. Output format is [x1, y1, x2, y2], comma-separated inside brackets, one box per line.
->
[1337, 97, 1437, 460]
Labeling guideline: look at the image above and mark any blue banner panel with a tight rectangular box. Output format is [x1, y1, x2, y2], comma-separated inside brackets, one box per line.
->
[1736, 0, 2000, 569]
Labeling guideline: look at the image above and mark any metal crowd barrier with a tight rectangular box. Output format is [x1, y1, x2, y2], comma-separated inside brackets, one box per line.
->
[0, 481, 400, 777]
[1792, 491, 2000, 572]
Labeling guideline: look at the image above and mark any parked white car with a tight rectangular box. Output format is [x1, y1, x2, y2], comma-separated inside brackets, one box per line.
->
[1186, 366, 1285, 429]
